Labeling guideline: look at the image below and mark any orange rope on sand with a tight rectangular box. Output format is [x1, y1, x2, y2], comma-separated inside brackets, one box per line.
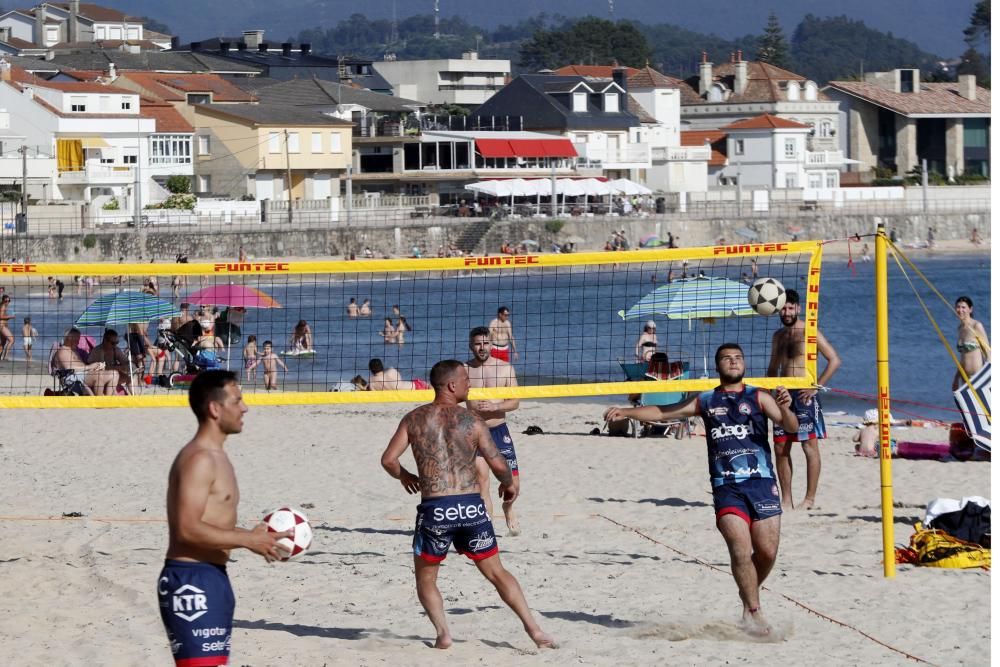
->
[599, 514, 932, 664]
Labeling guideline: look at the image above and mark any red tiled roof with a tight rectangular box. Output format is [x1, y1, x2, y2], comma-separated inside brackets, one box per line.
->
[141, 100, 193, 133]
[2, 36, 35, 48]
[628, 66, 683, 89]
[825, 80, 990, 116]
[722, 113, 809, 130]
[678, 60, 829, 106]
[554, 64, 640, 77]
[48, 3, 141, 22]
[57, 69, 105, 81]
[680, 130, 727, 166]
[26, 80, 136, 94]
[120, 72, 255, 103]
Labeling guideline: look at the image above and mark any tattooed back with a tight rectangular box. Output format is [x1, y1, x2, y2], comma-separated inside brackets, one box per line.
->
[405, 404, 482, 497]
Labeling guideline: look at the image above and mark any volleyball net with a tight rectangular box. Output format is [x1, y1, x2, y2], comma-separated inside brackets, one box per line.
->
[0, 240, 823, 407]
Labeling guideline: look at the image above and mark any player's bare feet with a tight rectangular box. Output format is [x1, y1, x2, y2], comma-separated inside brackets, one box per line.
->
[529, 628, 558, 649]
[434, 633, 453, 649]
[503, 501, 520, 536]
[741, 608, 772, 637]
[781, 501, 794, 511]
[800, 497, 816, 510]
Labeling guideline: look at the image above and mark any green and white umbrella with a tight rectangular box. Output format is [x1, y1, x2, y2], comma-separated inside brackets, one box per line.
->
[76, 290, 178, 327]
[618, 277, 754, 375]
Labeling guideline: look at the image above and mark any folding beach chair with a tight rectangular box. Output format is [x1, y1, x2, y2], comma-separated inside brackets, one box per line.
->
[617, 354, 692, 438]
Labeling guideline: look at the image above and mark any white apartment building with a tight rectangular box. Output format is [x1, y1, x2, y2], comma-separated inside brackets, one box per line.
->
[0, 1, 144, 48]
[374, 52, 509, 107]
[0, 64, 192, 206]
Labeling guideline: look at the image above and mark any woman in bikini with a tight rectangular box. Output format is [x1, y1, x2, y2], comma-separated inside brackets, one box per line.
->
[952, 296, 990, 390]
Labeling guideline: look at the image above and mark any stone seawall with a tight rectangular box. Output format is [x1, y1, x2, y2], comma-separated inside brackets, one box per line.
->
[13, 211, 990, 262]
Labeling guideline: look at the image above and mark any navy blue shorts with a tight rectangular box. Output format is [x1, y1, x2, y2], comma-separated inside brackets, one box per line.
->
[773, 390, 827, 444]
[478, 423, 519, 475]
[157, 560, 235, 667]
[413, 493, 499, 563]
[713, 478, 782, 524]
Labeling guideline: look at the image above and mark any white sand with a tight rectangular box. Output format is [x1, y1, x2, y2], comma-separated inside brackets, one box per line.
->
[0, 402, 988, 665]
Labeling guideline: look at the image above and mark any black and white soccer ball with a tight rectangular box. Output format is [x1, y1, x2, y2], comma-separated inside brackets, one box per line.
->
[747, 277, 787, 316]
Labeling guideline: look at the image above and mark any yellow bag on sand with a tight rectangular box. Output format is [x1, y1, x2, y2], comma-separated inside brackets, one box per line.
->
[903, 522, 991, 569]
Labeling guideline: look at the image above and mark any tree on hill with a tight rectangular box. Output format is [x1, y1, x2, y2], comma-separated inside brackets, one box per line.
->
[637, 21, 756, 78]
[963, 0, 990, 49]
[138, 16, 172, 36]
[756, 12, 790, 69]
[518, 17, 652, 71]
[957, 48, 989, 87]
[791, 15, 939, 84]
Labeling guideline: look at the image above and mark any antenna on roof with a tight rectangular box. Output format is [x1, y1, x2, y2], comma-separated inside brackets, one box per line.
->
[608, 0, 614, 18]
[390, 0, 399, 47]
[433, 0, 440, 39]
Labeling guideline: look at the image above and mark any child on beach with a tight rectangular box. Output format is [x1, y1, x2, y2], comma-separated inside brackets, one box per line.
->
[243, 335, 259, 382]
[259, 340, 287, 391]
[21, 317, 37, 362]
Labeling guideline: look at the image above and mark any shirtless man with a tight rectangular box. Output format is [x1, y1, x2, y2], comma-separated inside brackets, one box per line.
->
[87, 328, 131, 393]
[51, 327, 117, 395]
[380, 360, 554, 651]
[488, 306, 518, 362]
[604, 343, 797, 637]
[466, 326, 521, 535]
[159, 370, 292, 667]
[767, 289, 840, 510]
[347, 298, 359, 318]
[367, 358, 427, 391]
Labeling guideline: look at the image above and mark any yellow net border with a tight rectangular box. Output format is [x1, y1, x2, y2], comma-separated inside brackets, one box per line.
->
[1, 240, 823, 408]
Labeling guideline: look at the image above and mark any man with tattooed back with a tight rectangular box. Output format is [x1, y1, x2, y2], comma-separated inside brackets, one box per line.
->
[381, 359, 556, 651]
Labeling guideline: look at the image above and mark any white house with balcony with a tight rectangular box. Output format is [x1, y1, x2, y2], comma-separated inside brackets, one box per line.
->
[0, 64, 192, 206]
[715, 114, 844, 189]
[374, 52, 510, 107]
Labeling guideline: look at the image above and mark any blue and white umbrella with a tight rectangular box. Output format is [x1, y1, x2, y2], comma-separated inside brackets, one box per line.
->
[618, 277, 755, 376]
[76, 290, 178, 327]
[953, 362, 991, 452]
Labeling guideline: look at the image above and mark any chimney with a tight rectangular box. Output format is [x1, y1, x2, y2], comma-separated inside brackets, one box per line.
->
[300, 43, 311, 55]
[0, 27, 11, 43]
[258, 42, 269, 53]
[698, 51, 713, 96]
[612, 66, 628, 111]
[191, 41, 202, 52]
[734, 50, 747, 96]
[237, 41, 246, 51]
[34, 4, 45, 47]
[170, 35, 179, 50]
[243, 30, 264, 49]
[281, 42, 292, 57]
[462, 50, 478, 60]
[108, 62, 116, 79]
[68, 0, 79, 44]
[0, 59, 11, 82]
[219, 41, 230, 54]
[958, 74, 977, 101]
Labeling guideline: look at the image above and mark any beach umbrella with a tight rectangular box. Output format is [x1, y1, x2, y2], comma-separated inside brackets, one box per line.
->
[640, 238, 666, 248]
[639, 233, 660, 246]
[617, 276, 755, 375]
[76, 290, 178, 327]
[611, 178, 652, 195]
[185, 284, 283, 369]
[75, 290, 178, 394]
[953, 362, 991, 452]
[734, 227, 759, 240]
[520, 239, 539, 247]
[185, 284, 282, 309]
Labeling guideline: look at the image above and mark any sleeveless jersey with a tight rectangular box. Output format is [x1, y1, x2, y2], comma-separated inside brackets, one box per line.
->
[697, 385, 774, 487]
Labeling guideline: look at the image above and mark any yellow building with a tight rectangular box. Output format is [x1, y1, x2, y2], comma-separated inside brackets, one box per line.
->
[191, 103, 352, 200]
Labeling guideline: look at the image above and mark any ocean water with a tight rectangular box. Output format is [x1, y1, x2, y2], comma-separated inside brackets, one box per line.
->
[16, 253, 990, 421]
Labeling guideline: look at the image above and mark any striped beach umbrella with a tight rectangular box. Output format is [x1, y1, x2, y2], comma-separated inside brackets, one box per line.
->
[618, 277, 755, 376]
[76, 290, 178, 327]
[953, 362, 991, 452]
[618, 277, 754, 321]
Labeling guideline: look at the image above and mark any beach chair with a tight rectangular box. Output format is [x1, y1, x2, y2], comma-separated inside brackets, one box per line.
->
[618, 354, 692, 438]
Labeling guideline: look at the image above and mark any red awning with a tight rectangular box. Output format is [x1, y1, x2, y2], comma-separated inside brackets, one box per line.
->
[475, 138, 515, 158]
[476, 137, 578, 159]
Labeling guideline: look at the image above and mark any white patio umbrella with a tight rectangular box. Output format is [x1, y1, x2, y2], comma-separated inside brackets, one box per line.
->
[611, 178, 653, 195]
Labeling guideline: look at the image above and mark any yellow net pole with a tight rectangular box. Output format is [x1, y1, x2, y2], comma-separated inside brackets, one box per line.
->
[875, 222, 895, 577]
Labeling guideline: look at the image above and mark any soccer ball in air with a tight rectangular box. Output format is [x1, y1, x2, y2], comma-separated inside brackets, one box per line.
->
[263, 506, 313, 561]
[747, 277, 787, 316]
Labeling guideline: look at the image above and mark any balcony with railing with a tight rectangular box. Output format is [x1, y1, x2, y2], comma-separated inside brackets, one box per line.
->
[58, 164, 135, 184]
[574, 142, 651, 168]
[805, 150, 846, 167]
[651, 145, 712, 162]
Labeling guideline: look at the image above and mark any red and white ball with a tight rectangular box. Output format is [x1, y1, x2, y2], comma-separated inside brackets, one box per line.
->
[747, 277, 787, 316]
[263, 506, 313, 561]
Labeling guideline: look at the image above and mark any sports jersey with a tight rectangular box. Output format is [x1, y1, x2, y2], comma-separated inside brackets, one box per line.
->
[697, 385, 775, 487]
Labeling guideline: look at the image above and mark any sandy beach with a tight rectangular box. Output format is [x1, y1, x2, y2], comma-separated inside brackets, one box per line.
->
[0, 400, 988, 666]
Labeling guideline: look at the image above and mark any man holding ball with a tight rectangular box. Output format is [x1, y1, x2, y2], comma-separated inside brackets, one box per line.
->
[158, 370, 292, 667]
[605, 343, 797, 637]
